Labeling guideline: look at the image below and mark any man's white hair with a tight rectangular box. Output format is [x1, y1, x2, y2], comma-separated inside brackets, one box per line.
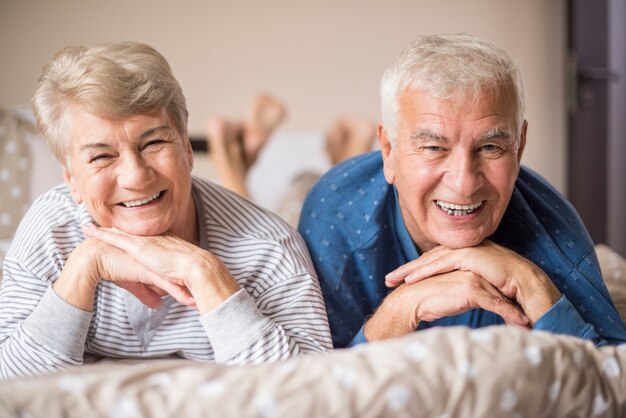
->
[380, 33, 526, 145]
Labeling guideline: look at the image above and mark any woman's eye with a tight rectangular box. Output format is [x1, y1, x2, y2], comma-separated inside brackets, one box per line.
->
[142, 139, 167, 150]
[89, 154, 112, 163]
[140, 139, 167, 151]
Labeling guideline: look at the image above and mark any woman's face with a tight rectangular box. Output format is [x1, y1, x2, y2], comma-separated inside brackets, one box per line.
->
[63, 107, 197, 241]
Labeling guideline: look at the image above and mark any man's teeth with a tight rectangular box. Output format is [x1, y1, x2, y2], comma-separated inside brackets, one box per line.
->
[122, 192, 161, 208]
[436, 200, 482, 216]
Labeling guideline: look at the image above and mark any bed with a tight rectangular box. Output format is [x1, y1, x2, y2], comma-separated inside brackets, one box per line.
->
[1, 109, 626, 417]
[0, 248, 623, 418]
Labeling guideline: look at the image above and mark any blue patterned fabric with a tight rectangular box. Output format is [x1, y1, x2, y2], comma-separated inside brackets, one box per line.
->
[299, 151, 626, 348]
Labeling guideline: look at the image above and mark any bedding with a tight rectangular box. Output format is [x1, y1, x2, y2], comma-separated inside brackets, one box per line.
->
[598, 244, 626, 323]
[1, 325, 625, 417]
[0, 245, 625, 418]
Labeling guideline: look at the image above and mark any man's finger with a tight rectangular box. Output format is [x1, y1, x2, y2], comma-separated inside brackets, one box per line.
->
[474, 292, 529, 327]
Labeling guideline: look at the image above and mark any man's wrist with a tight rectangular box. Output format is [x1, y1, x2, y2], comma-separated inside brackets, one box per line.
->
[364, 294, 418, 341]
[517, 262, 561, 324]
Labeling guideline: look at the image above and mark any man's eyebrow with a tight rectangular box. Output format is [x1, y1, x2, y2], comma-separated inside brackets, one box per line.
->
[411, 129, 446, 142]
[477, 127, 512, 142]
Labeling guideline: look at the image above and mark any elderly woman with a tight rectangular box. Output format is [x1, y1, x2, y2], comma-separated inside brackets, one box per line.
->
[0, 42, 332, 380]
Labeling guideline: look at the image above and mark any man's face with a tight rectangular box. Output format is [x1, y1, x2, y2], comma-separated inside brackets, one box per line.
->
[63, 107, 196, 240]
[380, 88, 526, 252]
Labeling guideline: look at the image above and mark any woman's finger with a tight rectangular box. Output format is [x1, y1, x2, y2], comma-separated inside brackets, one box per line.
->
[83, 224, 139, 253]
[119, 282, 163, 308]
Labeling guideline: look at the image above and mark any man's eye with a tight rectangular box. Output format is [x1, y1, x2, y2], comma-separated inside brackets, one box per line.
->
[480, 144, 501, 152]
[423, 146, 445, 152]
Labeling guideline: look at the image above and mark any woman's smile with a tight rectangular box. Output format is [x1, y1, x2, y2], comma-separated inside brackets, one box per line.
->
[118, 190, 165, 208]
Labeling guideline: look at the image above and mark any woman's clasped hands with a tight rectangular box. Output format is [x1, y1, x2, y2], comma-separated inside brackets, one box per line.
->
[79, 224, 241, 314]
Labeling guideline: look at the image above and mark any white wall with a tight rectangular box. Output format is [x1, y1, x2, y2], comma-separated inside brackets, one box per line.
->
[0, 0, 566, 212]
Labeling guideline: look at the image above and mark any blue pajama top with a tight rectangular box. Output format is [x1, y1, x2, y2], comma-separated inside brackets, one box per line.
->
[298, 151, 626, 348]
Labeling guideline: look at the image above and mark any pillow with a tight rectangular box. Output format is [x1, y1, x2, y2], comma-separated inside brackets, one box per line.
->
[596, 244, 626, 323]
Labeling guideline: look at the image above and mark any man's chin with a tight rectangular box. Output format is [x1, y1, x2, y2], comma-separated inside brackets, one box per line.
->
[436, 233, 486, 249]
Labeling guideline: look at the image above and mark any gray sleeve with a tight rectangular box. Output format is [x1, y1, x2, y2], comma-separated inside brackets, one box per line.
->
[199, 272, 332, 365]
[200, 289, 273, 361]
[0, 282, 93, 380]
[23, 286, 93, 359]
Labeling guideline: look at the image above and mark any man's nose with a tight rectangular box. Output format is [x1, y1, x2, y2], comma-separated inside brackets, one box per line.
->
[444, 151, 484, 196]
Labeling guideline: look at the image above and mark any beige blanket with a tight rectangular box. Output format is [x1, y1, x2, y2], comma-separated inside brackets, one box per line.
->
[1, 325, 625, 418]
[0, 244, 625, 417]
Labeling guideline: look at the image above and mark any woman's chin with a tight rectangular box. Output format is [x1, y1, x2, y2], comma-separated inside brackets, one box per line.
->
[113, 222, 168, 237]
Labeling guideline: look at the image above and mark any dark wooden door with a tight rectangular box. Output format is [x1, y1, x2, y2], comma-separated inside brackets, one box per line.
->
[567, 0, 626, 256]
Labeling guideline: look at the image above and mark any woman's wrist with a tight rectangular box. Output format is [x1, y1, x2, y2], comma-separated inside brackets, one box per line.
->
[188, 256, 240, 315]
[53, 242, 101, 311]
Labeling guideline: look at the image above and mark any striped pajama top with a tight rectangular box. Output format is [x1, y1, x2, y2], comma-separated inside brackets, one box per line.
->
[0, 177, 332, 379]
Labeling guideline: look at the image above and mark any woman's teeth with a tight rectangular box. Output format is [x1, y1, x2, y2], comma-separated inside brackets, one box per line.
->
[436, 200, 482, 216]
[122, 192, 161, 208]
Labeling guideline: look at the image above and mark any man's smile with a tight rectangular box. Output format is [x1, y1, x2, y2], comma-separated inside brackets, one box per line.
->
[435, 200, 483, 216]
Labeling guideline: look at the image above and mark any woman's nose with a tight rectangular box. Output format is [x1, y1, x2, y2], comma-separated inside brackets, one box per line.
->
[116, 153, 155, 188]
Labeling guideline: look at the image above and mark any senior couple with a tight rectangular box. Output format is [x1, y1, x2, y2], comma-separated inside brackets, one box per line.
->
[1, 34, 624, 379]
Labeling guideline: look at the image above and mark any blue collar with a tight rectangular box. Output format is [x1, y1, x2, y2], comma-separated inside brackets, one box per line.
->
[391, 186, 420, 262]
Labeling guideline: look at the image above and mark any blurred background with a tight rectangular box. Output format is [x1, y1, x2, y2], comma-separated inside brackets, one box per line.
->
[0, 0, 624, 255]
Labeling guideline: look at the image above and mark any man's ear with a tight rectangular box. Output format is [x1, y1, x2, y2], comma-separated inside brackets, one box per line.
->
[63, 166, 82, 204]
[378, 124, 396, 184]
[517, 120, 528, 163]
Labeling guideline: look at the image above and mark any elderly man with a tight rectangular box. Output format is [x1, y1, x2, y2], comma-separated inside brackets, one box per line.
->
[299, 34, 626, 348]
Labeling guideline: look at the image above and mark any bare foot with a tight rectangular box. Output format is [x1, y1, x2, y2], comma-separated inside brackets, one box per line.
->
[243, 93, 287, 168]
[325, 117, 376, 165]
[205, 118, 250, 198]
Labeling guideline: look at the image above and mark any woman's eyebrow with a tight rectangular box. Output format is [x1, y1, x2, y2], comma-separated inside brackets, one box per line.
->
[79, 142, 109, 152]
[140, 125, 171, 139]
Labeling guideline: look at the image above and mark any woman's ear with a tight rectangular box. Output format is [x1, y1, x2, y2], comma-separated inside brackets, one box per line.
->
[186, 136, 194, 172]
[63, 167, 82, 204]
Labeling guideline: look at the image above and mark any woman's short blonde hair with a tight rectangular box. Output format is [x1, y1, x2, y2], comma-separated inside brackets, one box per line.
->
[31, 42, 189, 165]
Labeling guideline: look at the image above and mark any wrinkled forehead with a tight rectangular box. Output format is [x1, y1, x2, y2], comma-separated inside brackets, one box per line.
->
[399, 85, 519, 126]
